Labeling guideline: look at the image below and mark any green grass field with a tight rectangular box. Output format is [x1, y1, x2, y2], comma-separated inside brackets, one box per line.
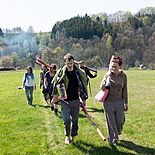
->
[0, 70, 155, 155]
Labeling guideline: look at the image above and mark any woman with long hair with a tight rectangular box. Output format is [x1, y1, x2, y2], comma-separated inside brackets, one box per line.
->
[40, 65, 49, 104]
[44, 64, 58, 115]
[23, 66, 36, 105]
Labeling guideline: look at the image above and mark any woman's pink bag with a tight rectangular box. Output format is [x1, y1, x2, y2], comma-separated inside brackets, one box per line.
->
[94, 89, 109, 102]
[95, 76, 111, 102]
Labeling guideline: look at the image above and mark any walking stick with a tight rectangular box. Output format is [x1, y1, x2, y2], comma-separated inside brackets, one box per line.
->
[80, 100, 106, 141]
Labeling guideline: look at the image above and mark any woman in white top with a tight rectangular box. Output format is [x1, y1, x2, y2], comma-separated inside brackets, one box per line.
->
[23, 66, 36, 105]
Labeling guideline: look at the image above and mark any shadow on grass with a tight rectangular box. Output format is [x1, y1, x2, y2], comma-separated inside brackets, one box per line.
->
[37, 104, 51, 109]
[73, 140, 135, 155]
[30, 104, 36, 108]
[34, 103, 104, 120]
[36, 104, 64, 119]
[79, 113, 87, 118]
[119, 140, 155, 155]
[86, 107, 104, 113]
[34, 103, 104, 114]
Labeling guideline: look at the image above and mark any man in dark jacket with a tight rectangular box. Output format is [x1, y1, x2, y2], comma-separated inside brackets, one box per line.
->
[79, 61, 97, 107]
[78, 61, 97, 86]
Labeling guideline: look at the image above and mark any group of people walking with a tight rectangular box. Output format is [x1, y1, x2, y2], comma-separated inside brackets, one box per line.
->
[22, 53, 128, 146]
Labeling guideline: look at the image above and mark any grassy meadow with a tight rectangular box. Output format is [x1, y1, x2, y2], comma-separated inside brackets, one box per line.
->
[0, 69, 155, 155]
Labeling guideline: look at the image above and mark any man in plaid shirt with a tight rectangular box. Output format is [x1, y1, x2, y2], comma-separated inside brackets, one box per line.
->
[52, 53, 88, 144]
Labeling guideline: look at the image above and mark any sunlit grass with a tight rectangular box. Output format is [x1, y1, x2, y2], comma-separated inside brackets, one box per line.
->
[0, 69, 154, 154]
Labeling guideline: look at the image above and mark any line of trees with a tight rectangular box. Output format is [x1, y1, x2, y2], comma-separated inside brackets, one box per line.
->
[1, 7, 155, 69]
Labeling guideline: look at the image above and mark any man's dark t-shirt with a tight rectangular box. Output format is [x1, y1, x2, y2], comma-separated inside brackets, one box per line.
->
[65, 69, 79, 101]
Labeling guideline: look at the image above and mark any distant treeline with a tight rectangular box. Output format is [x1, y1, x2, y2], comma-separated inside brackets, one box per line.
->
[51, 7, 155, 41]
[1, 7, 155, 69]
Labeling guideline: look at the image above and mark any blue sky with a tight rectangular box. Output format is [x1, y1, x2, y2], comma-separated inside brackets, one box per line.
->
[1, 0, 155, 32]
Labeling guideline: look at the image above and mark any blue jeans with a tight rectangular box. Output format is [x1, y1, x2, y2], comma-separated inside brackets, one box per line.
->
[25, 86, 33, 105]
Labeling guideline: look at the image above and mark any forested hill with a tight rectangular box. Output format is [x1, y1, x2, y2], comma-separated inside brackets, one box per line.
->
[51, 14, 104, 39]
[1, 7, 155, 70]
[51, 8, 155, 41]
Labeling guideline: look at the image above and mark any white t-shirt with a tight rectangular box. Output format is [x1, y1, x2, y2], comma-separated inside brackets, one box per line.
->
[23, 73, 36, 86]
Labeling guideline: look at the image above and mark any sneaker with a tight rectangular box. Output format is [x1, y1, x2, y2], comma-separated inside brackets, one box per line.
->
[27, 101, 29, 105]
